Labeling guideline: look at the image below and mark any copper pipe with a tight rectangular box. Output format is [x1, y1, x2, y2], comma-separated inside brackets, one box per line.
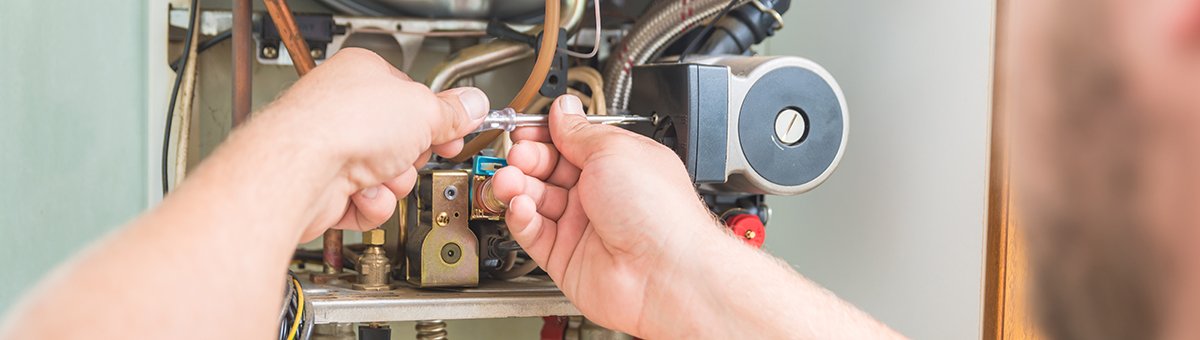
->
[263, 0, 317, 76]
[264, 0, 335, 272]
[232, 0, 253, 126]
[323, 229, 344, 274]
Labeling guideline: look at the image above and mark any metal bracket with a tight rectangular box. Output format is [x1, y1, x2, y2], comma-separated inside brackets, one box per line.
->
[170, 9, 535, 71]
[406, 170, 479, 287]
[302, 276, 579, 323]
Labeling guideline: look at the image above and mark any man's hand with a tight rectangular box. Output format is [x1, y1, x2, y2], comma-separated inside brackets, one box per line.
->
[492, 95, 720, 336]
[493, 96, 904, 339]
[240, 48, 489, 241]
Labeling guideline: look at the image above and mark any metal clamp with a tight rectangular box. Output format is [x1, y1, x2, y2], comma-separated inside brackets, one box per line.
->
[750, 0, 785, 30]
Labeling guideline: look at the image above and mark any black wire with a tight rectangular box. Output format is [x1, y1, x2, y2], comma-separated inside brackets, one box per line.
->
[677, 0, 741, 63]
[163, 0, 201, 196]
[169, 30, 232, 72]
[279, 273, 296, 340]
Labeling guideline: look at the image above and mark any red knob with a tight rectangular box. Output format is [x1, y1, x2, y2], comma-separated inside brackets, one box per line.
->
[726, 214, 766, 248]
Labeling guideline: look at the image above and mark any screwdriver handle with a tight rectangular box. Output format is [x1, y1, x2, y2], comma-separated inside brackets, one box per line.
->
[474, 108, 522, 133]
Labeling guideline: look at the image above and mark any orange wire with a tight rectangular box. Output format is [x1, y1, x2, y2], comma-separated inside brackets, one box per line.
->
[509, 0, 561, 109]
[450, 0, 561, 162]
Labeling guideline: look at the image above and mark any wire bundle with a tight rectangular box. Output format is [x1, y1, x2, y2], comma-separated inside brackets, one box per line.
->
[278, 272, 313, 340]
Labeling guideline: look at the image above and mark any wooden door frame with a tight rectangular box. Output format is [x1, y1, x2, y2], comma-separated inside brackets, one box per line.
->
[983, 0, 1013, 338]
[983, 0, 1041, 338]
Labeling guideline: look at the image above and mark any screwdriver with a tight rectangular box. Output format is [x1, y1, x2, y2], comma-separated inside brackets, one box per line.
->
[473, 108, 654, 133]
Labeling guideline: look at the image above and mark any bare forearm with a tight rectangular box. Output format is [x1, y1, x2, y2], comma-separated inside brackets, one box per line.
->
[645, 226, 904, 339]
[0, 109, 340, 339]
[0, 50, 483, 339]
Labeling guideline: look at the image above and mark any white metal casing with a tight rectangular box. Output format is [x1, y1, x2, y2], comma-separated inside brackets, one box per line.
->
[696, 56, 849, 196]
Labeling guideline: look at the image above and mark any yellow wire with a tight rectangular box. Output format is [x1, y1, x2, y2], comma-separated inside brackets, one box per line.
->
[286, 278, 305, 340]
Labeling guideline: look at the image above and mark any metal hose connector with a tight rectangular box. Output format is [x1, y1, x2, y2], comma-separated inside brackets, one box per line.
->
[602, 0, 748, 111]
[415, 320, 448, 340]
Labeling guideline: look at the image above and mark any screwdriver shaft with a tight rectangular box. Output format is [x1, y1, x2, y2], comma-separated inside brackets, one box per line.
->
[474, 108, 652, 133]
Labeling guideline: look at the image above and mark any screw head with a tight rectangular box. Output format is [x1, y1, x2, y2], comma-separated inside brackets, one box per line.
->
[262, 46, 279, 59]
[773, 108, 807, 145]
[444, 185, 458, 201]
[435, 212, 450, 227]
[310, 48, 324, 59]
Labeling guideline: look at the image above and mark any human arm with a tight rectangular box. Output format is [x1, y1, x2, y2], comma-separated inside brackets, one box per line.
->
[491, 95, 903, 339]
[0, 48, 489, 339]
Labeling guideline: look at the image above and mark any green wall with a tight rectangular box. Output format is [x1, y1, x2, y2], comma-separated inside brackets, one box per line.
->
[0, 1, 148, 310]
[762, 1, 993, 338]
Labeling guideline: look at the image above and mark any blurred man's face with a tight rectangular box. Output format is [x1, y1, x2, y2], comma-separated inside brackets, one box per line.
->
[1015, 0, 1200, 338]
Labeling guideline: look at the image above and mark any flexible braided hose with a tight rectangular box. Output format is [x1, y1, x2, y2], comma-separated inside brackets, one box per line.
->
[602, 0, 747, 111]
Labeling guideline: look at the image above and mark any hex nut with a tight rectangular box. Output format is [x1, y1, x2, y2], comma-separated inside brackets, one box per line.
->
[363, 229, 386, 246]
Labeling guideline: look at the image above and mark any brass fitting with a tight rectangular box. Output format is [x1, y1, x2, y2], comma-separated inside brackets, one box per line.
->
[363, 229, 386, 246]
[471, 176, 507, 220]
[353, 229, 392, 291]
[479, 178, 507, 214]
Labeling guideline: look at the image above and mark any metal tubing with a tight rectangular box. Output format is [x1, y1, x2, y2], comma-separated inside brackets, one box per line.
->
[263, 0, 339, 273]
[561, 0, 587, 36]
[323, 229, 344, 274]
[422, 0, 582, 102]
[263, 0, 317, 76]
[426, 40, 534, 92]
[232, 0, 253, 126]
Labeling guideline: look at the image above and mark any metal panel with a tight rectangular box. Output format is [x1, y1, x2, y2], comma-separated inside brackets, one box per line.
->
[305, 276, 580, 323]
